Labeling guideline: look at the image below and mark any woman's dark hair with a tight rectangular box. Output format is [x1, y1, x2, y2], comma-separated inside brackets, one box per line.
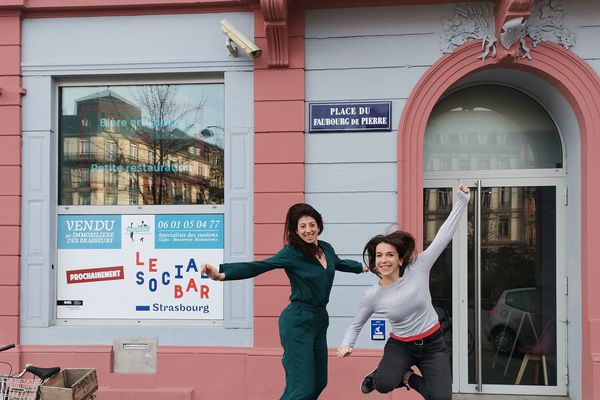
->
[284, 203, 324, 258]
[363, 231, 416, 277]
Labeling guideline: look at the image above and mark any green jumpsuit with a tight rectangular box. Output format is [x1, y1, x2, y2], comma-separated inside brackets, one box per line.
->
[220, 240, 363, 400]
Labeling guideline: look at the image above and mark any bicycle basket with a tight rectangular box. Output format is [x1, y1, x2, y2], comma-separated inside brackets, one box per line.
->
[0, 376, 41, 400]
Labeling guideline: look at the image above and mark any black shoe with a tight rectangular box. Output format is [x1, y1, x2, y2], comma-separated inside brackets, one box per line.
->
[360, 371, 375, 394]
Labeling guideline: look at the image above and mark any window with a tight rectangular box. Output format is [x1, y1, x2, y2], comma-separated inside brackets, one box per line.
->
[105, 172, 118, 189]
[130, 144, 138, 161]
[505, 289, 536, 313]
[482, 189, 491, 208]
[425, 85, 563, 171]
[79, 193, 91, 205]
[105, 140, 117, 162]
[104, 193, 117, 205]
[500, 187, 512, 207]
[81, 168, 90, 184]
[79, 139, 91, 157]
[437, 189, 450, 209]
[59, 84, 225, 205]
[498, 217, 510, 238]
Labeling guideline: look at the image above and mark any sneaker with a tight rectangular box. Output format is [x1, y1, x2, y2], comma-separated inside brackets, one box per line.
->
[360, 370, 376, 394]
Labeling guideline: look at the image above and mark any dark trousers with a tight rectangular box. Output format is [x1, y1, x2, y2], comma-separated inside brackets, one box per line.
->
[279, 302, 329, 400]
[372, 331, 451, 400]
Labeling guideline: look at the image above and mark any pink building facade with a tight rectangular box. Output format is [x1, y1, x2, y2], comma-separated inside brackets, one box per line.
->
[1, 0, 599, 399]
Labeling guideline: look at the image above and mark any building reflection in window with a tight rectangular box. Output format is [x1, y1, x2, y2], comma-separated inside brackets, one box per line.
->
[59, 84, 224, 205]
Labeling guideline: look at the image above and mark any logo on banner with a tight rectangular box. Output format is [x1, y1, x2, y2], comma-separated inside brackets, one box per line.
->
[125, 219, 152, 243]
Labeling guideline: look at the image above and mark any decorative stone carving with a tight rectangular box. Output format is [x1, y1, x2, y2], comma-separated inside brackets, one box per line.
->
[500, 17, 530, 58]
[440, 2, 497, 60]
[526, 0, 575, 49]
[261, 0, 289, 68]
[441, 0, 575, 60]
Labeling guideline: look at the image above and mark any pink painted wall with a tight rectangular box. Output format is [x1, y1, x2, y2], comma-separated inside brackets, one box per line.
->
[0, 9, 22, 349]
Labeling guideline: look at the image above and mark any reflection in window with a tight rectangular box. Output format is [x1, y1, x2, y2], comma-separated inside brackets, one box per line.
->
[498, 217, 510, 238]
[105, 140, 117, 162]
[425, 85, 562, 171]
[500, 187, 512, 207]
[105, 193, 117, 205]
[130, 144, 138, 161]
[79, 193, 91, 205]
[105, 172, 118, 189]
[482, 189, 491, 208]
[437, 189, 450, 209]
[79, 139, 91, 156]
[59, 83, 225, 205]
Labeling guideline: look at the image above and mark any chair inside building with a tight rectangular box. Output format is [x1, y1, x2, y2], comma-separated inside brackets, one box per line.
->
[515, 319, 556, 385]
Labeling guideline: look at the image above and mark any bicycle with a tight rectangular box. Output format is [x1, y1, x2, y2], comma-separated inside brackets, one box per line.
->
[0, 344, 60, 400]
[1, 344, 97, 400]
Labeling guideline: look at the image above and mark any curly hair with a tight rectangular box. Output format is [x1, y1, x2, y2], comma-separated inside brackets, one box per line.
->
[363, 231, 416, 278]
[283, 203, 324, 258]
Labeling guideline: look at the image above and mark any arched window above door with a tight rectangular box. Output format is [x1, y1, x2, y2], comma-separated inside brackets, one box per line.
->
[424, 85, 563, 171]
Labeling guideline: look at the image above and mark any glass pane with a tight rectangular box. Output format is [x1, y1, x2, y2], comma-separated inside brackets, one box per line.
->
[59, 84, 224, 205]
[425, 86, 562, 171]
[424, 188, 455, 373]
[468, 186, 557, 386]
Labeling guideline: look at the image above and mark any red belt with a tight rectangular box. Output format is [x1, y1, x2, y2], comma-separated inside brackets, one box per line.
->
[390, 322, 441, 342]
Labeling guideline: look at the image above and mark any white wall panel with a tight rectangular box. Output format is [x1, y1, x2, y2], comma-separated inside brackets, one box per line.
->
[569, 26, 600, 60]
[306, 34, 441, 70]
[306, 5, 454, 38]
[306, 193, 396, 223]
[305, 131, 397, 163]
[22, 14, 249, 67]
[306, 68, 423, 100]
[306, 163, 396, 193]
[564, 0, 600, 28]
[22, 76, 54, 132]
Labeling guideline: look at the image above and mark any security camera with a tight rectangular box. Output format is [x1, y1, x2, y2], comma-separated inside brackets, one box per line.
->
[220, 19, 262, 58]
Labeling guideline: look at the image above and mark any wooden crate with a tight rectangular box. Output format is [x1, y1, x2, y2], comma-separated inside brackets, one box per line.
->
[40, 369, 98, 400]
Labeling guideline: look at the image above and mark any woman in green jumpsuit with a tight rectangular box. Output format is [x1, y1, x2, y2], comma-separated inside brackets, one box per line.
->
[202, 203, 366, 400]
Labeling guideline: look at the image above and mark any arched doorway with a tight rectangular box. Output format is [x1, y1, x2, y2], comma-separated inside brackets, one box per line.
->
[424, 84, 566, 395]
[397, 40, 600, 399]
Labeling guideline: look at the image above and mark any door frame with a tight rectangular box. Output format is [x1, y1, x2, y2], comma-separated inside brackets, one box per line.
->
[424, 172, 568, 396]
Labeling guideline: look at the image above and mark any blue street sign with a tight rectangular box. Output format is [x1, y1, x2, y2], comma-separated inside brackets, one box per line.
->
[309, 101, 392, 132]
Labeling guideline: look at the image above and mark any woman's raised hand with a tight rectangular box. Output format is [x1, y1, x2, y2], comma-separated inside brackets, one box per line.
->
[458, 184, 470, 194]
[201, 263, 224, 281]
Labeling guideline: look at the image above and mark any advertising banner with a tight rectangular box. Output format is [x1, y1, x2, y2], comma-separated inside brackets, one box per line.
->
[57, 213, 224, 320]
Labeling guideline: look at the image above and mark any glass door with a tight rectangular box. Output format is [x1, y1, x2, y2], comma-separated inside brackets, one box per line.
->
[424, 179, 566, 396]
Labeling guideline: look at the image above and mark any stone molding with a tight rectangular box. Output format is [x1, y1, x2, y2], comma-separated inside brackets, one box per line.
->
[441, 0, 575, 61]
[260, 0, 289, 67]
